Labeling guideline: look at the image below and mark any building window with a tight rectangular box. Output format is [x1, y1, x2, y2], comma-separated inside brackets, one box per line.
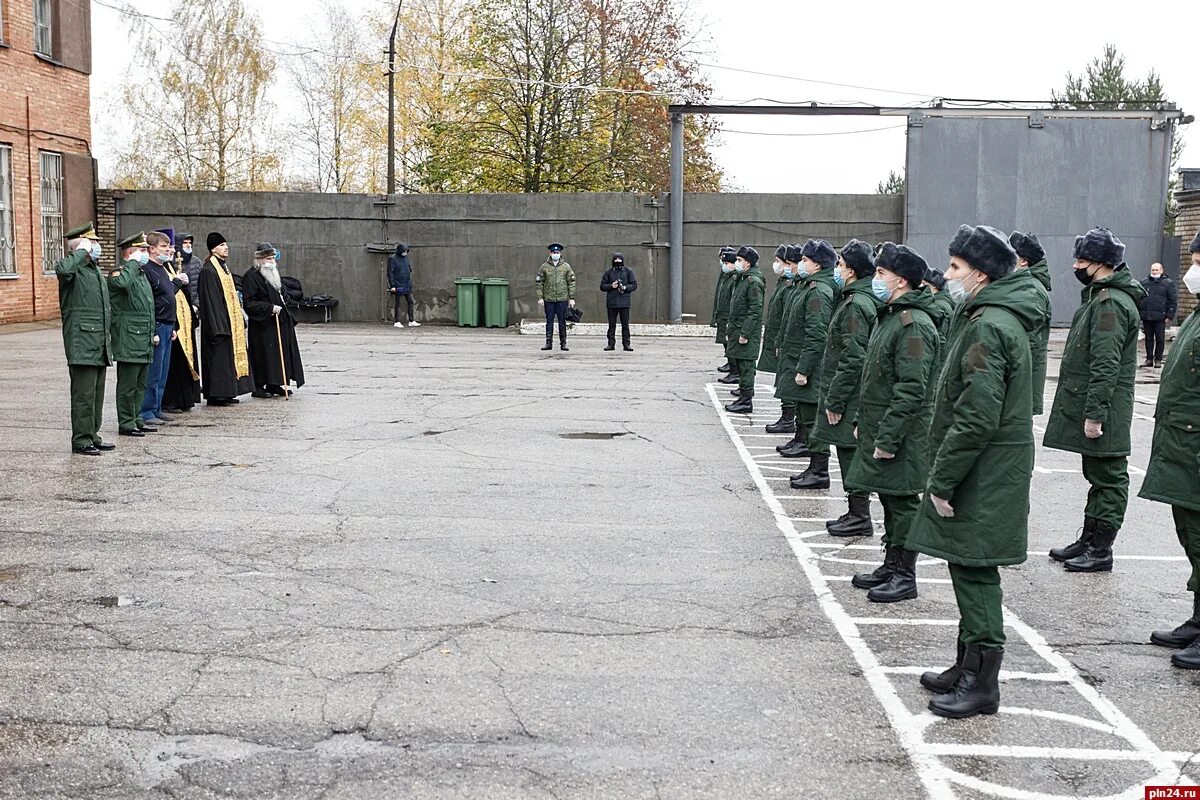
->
[0, 145, 14, 276]
[33, 0, 52, 58]
[40, 151, 63, 273]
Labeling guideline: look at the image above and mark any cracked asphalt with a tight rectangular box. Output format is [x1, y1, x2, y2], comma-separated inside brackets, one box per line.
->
[1, 323, 1197, 799]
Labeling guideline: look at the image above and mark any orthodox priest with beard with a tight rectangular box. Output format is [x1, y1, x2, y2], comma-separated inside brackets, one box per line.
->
[198, 232, 254, 405]
[242, 242, 305, 397]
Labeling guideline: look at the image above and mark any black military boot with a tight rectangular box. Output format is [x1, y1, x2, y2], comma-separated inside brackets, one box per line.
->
[867, 549, 919, 603]
[776, 424, 807, 453]
[718, 371, 739, 384]
[717, 362, 732, 374]
[790, 454, 831, 490]
[852, 546, 900, 590]
[827, 495, 873, 537]
[560, 338, 569, 352]
[1063, 520, 1117, 572]
[766, 406, 796, 434]
[928, 646, 1002, 719]
[1172, 638, 1200, 669]
[541, 338, 553, 351]
[1049, 517, 1095, 562]
[1151, 594, 1200, 648]
[921, 640, 966, 693]
[779, 434, 814, 459]
[725, 395, 753, 414]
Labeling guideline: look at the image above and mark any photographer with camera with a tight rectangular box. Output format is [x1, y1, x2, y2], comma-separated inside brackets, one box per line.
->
[600, 252, 638, 352]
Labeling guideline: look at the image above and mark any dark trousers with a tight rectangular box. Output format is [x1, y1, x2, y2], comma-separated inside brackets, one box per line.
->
[393, 291, 414, 323]
[1082, 454, 1129, 530]
[1143, 320, 1166, 362]
[544, 300, 568, 342]
[69, 365, 107, 450]
[735, 358, 756, 397]
[880, 493, 921, 549]
[835, 445, 867, 499]
[607, 307, 630, 345]
[949, 563, 1005, 650]
[116, 361, 150, 432]
[796, 401, 827, 455]
[1172, 506, 1200, 593]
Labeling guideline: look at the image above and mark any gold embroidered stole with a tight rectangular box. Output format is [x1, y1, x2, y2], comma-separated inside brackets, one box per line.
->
[168, 263, 199, 380]
[209, 256, 250, 378]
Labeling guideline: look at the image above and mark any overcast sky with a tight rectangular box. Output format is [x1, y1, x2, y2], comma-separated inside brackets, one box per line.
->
[90, 0, 1198, 193]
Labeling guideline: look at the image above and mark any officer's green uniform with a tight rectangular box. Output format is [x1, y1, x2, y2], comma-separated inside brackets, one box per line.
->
[929, 289, 957, 357]
[108, 234, 156, 434]
[757, 273, 792, 374]
[1043, 266, 1145, 530]
[536, 259, 575, 303]
[1139, 307, 1200, 593]
[812, 278, 882, 495]
[908, 269, 1043, 649]
[54, 223, 112, 451]
[845, 287, 940, 549]
[775, 270, 837, 438]
[1025, 258, 1053, 415]
[725, 265, 765, 397]
[712, 269, 736, 345]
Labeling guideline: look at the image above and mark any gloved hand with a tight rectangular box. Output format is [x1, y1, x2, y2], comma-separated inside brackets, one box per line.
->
[873, 447, 894, 460]
[1084, 419, 1103, 439]
[931, 495, 955, 518]
[794, 373, 808, 387]
[272, 305, 282, 315]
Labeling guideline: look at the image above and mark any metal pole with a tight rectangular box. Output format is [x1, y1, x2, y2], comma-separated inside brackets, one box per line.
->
[387, 2, 403, 196]
[669, 112, 684, 323]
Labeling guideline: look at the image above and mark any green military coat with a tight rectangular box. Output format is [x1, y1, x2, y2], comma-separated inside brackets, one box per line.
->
[930, 290, 957, 356]
[757, 276, 793, 373]
[712, 270, 736, 344]
[107, 258, 155, 364]
[536, 260, 576, 302]
[813, 279, 882, 448]
[1139, 309, 1200, 512]
[1043, 265, 1145, 458]
[845, 288, 941, 495]
[1026, 259, 1053, 415]
[55, 249, 112, 367]
[724, 267, 765, 360]
[908, 269, 1043, 567]
[775, 269, 837, 404]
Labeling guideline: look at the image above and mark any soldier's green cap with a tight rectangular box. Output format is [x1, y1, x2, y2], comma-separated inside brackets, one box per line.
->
[64, 222, 100, 240]
[117, 231, 149, 249]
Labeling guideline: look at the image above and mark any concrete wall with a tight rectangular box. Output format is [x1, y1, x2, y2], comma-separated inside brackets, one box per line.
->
[112, 190, 902, 324]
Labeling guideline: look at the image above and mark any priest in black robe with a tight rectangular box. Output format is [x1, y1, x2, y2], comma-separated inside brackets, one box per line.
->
[242, 242, 305, 397]
[197, 232, 253, 405]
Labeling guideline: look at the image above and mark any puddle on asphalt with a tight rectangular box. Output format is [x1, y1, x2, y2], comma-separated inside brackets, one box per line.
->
[558, 432, 630, 440]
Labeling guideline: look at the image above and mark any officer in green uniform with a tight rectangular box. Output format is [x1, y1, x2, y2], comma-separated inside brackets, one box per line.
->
[715, 247, 741, 384]
[54, 222, 113, 455]
[1139, 230, 1200, 670]
[756, 245, 791, 393]
[907, 226, 1042, 718]
[1043, 228, 1146, 572]
[761, 247, 802, 425]
[812, 240, 881, 535]
[846, 243, 940, 603]
[108, 232, 157, 437]
[783, 240, 839, 490]
[723, 246, 764, 414]
[536, 242, 576, 351]
[1009, 232, 1052, 415]
[922, 266, 956, 356]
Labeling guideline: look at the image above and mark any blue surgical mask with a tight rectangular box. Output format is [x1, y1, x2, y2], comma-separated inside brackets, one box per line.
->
[90, 242, 102, 261]
[871, 276, 893, 302]
[721, 264, 733, 274]
[135, 251, 150, 266]
[832, 271, 845, 288]
[182, 245, 193, 255]
[782, 267, 794, 279]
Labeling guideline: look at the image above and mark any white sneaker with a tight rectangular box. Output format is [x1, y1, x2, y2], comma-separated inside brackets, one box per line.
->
[393, 321, 405, 328]
[408, 321, 421, 328]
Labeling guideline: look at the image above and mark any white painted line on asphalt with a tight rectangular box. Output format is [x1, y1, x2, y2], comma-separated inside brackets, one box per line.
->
[850, 618, 962, 627]
[791, 516, 884, 524]
[1129, 463, 1147, 476]
[882, 667, 1068, 682]
[918, 743, 1194, 762]
[1034, 466, 1080, 474]
[1025, 550, 1188, 562]
[768, 494, 847, 502]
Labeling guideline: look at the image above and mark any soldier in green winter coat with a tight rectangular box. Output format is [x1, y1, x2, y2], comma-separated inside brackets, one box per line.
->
[536, 242, 576, 351]
[723, 246, 765, 414]
[757, 245, 793, 375]
[108, 232, 157, 437]
[782, 240, 840, 490]
[1139, 230, 1200, 670]
[811, 240, 882, 536]
[713, 247, 739, 376]
[922, 266, 956, 356]
[907, 226, 1042, 719]
[1043, 228, 1146, 572]
[1010, 231, 1053, 415]
[54, 222, 114, 456]
[846, 243, 940, 604]
[761, 246, 802, 432]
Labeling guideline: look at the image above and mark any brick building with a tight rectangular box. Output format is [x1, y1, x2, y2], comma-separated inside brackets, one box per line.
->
[1177, 168, 1200, 322]
[0, 0, 95, 324]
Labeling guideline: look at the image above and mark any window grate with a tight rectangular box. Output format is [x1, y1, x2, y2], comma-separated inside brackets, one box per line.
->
[0, 146, 13, 275]
[40, 151, 63, 273]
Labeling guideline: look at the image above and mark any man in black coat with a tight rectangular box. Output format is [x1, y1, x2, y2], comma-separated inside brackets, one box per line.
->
[1140, 262, 1177, 368]
[198, 232, 254, 405]
[600, 252, 638, 351]
[242, 242, 305, 397]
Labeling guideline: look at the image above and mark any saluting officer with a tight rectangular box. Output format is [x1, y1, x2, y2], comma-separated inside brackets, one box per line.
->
[109, 232, 158, 437]
[54, 222, 113, 455]
[536, 242, 576, 352]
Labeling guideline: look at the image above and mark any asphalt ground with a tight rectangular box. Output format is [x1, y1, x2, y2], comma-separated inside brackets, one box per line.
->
[0, 323, 1197, 799]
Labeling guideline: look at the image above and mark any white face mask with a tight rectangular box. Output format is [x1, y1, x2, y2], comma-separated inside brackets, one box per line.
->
[1183, 264, 1200, 295]
[772, 260, 783, 276]
[550, 253, 561, 263]
[182, 245, 193, 255]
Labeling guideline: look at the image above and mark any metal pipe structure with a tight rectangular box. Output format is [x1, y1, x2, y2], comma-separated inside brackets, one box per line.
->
[386, 2, 404, 196]
[668, 112, 684, 323]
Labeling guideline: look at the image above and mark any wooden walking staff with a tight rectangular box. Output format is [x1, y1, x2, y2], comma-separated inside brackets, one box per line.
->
[274, 312, 289, 400]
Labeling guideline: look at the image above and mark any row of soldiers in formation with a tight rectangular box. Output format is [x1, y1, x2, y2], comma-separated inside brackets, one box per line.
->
[54, 222, 306, 456]
[708, 227, 1200, 719]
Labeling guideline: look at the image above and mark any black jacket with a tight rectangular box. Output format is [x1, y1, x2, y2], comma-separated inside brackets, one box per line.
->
[600, 265, 638, 309]
[143, 260, 184, 326]
[1139, 275, 1177, 322]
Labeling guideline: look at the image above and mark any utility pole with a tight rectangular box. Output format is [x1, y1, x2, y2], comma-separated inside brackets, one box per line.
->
[387, 1, 404, 196]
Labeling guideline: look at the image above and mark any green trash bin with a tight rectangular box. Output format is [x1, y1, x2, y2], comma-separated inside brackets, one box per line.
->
[455, 277, 482, 327]
[482, 278, 510, 328]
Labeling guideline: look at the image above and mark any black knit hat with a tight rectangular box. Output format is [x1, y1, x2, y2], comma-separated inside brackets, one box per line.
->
[923, 267, 947, 291]
[206, 232, 226, 251]
[736, 245, 759, 266]
[947, 225, 972, 258]
[959, 225, 1018, 280]
[774, 244, 788, 260]
[1189, 230, 1200, 254]
[839, 239, 875, 279]
[876, 242, 928, 289]
[801, 239, 838, 270]
[720, 246, 737, 264]
[1008, 231, 1045, 265]
[1073, 227, 1125, 266]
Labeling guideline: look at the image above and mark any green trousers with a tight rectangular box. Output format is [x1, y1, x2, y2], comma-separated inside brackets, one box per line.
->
[1172, 506, 1200, 593]
[68, 365, 107, 450]
[116, 361, 150, 432]
[880, 493, 920, 549]
[949, 563, 1005, 650]
[735, 358, 757, 397]
[1081, 455, 1129, 530]
[794, 402, 827, 454]
[835, 445, 867, 499]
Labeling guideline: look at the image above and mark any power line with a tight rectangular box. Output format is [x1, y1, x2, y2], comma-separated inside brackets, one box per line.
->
[694, 61, 939, 100]
[719, 124, 907, 137]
